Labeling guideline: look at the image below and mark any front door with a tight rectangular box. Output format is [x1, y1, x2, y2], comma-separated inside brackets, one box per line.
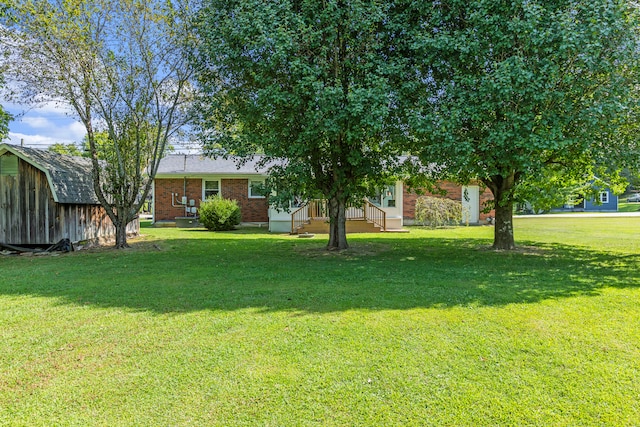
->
[462, 185, 479, 224]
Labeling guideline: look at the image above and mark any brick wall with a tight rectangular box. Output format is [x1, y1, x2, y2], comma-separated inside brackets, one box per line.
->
[155, 177, 494, 224]
[154, 178, 203, 221]
[221, 179, 269, 222]
[478, 187, 494, 221]
[403, 181, 495, 222]
[154, 178, 270, 223]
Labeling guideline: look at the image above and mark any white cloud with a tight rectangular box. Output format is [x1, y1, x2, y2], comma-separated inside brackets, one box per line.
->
[6, 122, 86, 148]
[6, 132, 67, 147]
[4, 109, 87, 148]
[21, 116, 54, 129]
[68, 122, 87, 141]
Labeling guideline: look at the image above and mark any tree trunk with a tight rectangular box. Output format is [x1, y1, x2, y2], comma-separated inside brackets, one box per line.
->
[484, 172, 518, 250]
[493, 199, 515, 250]
[114, 216, 130, 249]
[327, 197, 349, 251]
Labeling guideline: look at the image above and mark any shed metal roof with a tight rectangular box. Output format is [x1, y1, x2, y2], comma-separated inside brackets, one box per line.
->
[0, 143, 99, 205]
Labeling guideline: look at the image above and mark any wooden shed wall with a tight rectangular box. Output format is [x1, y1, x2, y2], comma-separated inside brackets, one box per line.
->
[0, 156, 138, 245]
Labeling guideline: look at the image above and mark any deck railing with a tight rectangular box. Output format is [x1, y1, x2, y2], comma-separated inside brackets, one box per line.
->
[291, 199, 387, 233]
[364, 200, 386, 231]
[308, 199, 328, 219]
[291, 204, 309, 233]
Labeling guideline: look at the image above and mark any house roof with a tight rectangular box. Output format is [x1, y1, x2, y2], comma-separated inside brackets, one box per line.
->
[0, 143, 100, 205]
[156, 154, 270, 176]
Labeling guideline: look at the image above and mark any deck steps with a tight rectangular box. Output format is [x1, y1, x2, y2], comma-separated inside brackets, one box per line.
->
[294, 219, 383, 234]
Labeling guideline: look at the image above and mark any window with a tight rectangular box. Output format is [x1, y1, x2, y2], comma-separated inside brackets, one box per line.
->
[249, 180, 266, 198]
[204, 180, 219, 199]
[368, 185, 396, 208]
[0, 154, 18, 176]
[599, 191, 609, 204]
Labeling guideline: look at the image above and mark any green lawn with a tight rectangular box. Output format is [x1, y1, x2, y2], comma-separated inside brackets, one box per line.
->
[619, 200, 640, 212]
[1, 218, 639, 426]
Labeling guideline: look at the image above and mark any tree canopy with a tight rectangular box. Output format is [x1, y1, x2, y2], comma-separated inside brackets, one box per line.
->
[0, 3, 10, 141]
[2, 0, 196, 248]
[0, 73, 9, 141]
[48, 142, 84, 157]
[0, 99, 9, 141]
[405, 0, 640, 249]
[193, 0, 414, 250]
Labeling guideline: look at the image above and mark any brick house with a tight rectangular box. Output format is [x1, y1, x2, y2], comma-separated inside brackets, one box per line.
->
[152, 154, 494, 231]
[153, 155, 269, 226]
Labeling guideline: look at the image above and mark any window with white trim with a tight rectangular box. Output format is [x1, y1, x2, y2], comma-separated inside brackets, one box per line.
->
[599, 191, 609, 204]
[204, 180, 219, 199]
[368, 184, 396, 208]
[249, 180, 266, 198]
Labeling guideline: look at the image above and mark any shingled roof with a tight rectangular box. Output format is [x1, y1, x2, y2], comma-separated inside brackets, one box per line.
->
[156, 154, 271, 176]
[0, 143, 100, 205]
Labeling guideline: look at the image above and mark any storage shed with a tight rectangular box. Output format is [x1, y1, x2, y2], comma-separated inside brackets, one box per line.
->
[0, 143, 139, 246]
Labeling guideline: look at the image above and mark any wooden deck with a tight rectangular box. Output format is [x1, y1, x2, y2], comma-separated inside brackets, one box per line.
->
[294, 218, 382, 234]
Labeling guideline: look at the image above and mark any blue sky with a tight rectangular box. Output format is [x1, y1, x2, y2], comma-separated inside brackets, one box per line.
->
[2, 100, 87, 149]
[2, 101, 200, 153]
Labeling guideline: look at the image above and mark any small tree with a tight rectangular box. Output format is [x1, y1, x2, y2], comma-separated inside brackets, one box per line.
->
[199, 196, 241, 231]
[2, 0, 196, 248]
[414, 196, 464, 228]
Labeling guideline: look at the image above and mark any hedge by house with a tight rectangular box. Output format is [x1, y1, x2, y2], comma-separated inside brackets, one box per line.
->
[199, 195, 241, 231]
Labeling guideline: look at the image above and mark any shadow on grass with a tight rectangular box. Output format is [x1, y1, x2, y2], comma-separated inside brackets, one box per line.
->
[1, 232, 638, 314]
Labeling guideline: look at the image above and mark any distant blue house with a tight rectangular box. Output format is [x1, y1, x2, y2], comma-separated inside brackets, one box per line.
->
[554, 190, 618, 212]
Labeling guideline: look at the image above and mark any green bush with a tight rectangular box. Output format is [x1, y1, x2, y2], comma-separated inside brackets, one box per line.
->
[199, 195, 242, 231]
[414, 196, 464, 228]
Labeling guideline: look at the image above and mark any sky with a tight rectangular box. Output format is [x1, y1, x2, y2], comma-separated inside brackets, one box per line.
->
[2, 100, 199, 153]
[2, 100, 87, 149]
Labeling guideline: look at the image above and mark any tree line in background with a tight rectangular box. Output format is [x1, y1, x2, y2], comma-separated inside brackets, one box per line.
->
[1, 0, 639, 250]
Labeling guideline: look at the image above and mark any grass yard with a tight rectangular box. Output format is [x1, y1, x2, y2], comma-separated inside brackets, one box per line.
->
[619, 200, 640, 212]
[1, 218, 639, 426]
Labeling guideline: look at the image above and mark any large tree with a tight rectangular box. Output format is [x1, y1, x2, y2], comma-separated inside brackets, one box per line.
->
[0, 5, 11, 140]
[406, 0, 639, 249]
[193, 0, 412, 250]
[2, 0, 195, 248]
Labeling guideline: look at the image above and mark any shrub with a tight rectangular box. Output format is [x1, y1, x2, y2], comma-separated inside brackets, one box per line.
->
[414, 196, 464, 228]
[199, 195, 242, 231]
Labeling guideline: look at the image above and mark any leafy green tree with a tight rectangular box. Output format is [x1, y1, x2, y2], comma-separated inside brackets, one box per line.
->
[516, 164, 628, 213]
[0, 74, 9, 142]
[48, 143, 84, 157]
[2, 0, 196, 248]
[193, 0, 411, 250]
[0, 2, 10, 141]
[406, 0, 639, 249]
[620, 169, 640, 193]
[0, 105, 9, 141]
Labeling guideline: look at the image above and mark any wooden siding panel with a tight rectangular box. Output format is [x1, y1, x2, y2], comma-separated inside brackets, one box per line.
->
[1, 158, 139, 245]
[0, 174, 17, 243]
[28, 168, 36, 243]
[19, 164, 27, 243]
[9, 169, 18, 242]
